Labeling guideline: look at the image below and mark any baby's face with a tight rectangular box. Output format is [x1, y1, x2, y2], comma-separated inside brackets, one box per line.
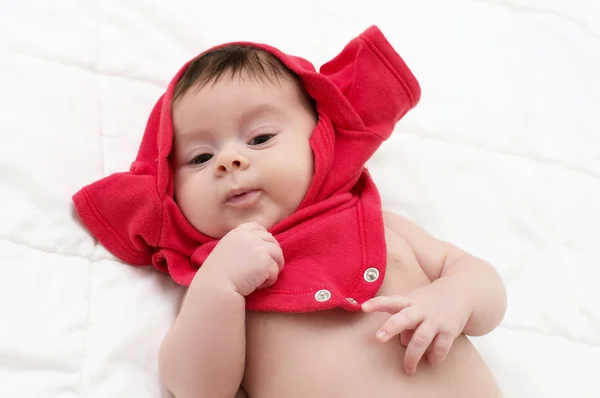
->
[171, 74, 317, 238]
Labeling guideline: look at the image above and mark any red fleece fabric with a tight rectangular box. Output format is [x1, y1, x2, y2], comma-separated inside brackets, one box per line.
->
[72, 26, 420, 313]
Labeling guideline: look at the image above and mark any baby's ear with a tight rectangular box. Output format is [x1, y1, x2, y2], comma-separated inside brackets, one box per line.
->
[72, 172, 162, 266]
[319, 26, 421, 139]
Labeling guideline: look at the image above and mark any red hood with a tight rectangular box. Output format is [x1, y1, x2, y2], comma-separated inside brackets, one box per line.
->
[72, 25, 420, 312]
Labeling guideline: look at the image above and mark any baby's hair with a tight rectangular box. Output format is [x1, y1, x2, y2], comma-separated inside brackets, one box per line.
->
[172, 45, 309, 104]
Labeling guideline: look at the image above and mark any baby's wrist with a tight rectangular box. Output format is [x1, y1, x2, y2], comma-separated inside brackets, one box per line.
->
[192, 264, 244, 299]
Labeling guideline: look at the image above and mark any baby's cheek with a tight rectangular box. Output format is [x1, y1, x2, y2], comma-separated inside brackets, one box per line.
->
[265, 146, 312, 210]
[176, 175, 210, 222]
[285, 163, 313, 205]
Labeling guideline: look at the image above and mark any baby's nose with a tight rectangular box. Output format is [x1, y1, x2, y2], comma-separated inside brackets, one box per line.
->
[215, 150, 249, 174]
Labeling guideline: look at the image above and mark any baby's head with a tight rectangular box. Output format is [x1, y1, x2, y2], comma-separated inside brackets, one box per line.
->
[170, 45, 318, 239]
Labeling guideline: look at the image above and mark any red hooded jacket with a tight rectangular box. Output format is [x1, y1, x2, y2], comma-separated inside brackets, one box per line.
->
[72, 25, 420, 313]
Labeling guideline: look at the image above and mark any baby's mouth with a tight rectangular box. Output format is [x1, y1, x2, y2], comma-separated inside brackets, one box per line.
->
[225, 188, 262, 208]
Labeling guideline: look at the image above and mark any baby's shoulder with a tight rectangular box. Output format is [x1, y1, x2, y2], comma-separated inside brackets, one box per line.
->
[380, 209, 454, 283]
[381, 211, 417, 256]
[381, 210, 414, 233]
[379, 211, 433, 287]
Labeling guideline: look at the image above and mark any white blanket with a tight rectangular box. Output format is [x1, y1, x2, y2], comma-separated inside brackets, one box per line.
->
[1, 0, 598, 397]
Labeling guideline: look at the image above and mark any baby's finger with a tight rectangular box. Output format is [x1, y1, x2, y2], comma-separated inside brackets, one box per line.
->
[253, 231, 284, 270]
[400, 330, 413, 347]
[426, 331, 454, 365]
[401, 332, 433, 351]
[268, 241, 285, 271]
[254, 230, 277, 244]
[257, 230, 277, 244]
[376, 305, 424, 343]
[257, 259, 282, 289]
[257, 277, 275, 290]
[362, 295, 412, 314]
[403, 321, 437, 375]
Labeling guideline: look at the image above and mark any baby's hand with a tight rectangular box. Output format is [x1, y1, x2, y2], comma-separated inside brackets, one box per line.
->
[362, 280, 472, 375]
[202, 222, 284, 297]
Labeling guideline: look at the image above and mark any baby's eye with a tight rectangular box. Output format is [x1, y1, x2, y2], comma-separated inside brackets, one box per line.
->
[190, 153, 213, 165]
[248, 134, 274, 146]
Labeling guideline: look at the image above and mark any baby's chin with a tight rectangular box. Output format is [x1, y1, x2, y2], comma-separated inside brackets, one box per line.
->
[190, 204, 298, 238]
[229, 215, 280, 233]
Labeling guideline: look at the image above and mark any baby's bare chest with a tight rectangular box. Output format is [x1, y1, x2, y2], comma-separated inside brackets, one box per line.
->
[242, 228, 433, 396]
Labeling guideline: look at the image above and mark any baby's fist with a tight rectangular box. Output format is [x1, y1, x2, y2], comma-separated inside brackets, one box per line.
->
[204, 222, 285, 296]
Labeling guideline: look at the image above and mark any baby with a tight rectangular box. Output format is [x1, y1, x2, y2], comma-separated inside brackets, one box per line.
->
[73, 26, 506, 398]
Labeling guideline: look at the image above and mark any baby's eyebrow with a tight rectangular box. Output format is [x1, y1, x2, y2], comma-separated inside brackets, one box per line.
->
[236, 103, 283, 127]
[175, 127, 213, 146]
[175, 103, 283, 145]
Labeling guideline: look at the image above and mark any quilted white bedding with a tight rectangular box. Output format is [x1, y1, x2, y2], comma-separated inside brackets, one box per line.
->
[1, 0, 599, 397]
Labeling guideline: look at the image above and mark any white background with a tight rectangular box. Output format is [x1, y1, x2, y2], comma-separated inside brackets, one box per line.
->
[0, 0, 599, 397]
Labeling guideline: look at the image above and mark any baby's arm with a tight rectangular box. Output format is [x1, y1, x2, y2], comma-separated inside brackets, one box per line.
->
[382, 211, 507, 336]
[158, 222, 283, 398]
[158, 269, 246, 398]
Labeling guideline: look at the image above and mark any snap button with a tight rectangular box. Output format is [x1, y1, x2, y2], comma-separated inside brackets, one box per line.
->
[314, 289, 331, 302]
[346, 297, 358, 305]
[364, 267, 379, 283]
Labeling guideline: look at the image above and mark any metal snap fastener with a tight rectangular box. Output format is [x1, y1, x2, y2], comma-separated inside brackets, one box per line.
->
[346, 297, 358, 305]
[364, 267, 379, 283]
[314, 289, 331, 302]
